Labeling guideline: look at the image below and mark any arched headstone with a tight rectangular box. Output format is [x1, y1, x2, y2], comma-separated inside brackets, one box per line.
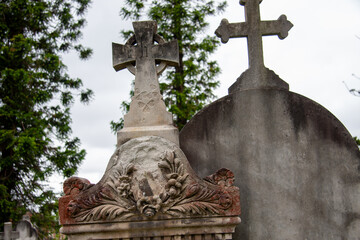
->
[180, 1, 360, 239]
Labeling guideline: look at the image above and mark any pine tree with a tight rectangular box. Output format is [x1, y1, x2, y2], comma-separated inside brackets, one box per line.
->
[111, 0, 227, 131]
[0, 0, 93, 236]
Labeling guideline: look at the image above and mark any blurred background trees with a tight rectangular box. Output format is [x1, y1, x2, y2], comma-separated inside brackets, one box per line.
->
[0, 0, 93, 237]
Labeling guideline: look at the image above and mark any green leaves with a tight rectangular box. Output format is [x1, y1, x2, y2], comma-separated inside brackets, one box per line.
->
[354, 137, 360, 150]
[0, 0, 92, 236]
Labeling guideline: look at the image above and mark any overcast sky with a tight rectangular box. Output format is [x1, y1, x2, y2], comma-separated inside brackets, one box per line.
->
[51, 0, 360, 192]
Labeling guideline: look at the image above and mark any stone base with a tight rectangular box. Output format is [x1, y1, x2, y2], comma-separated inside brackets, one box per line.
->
[117, 125, 179, 146]
[228, 67, 289, 94]
[60, 216, 240, 240]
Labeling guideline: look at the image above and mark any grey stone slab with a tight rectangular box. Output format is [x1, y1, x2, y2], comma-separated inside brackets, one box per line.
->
[180, 88, 360, 239]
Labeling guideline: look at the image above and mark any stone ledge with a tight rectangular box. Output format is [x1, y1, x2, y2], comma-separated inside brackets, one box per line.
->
[60, 216, 240, 240]
[117, 125, 179, 146]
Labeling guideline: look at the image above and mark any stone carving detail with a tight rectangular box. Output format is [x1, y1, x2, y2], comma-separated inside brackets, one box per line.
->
[204, 168, 235, 187]
[65, 150, 237, 222]
[158, 151, 233, 216]
[133, 84, 163, 113]
[63, 177, 94, 196]
[67, 164, 137, 222]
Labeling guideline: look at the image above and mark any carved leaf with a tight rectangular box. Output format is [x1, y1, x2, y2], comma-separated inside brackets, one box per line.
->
[125, 163, 135, 174]
[74, 204, 133, 222]
[177, 174, 189, 184]
[158, 161, 171, 170]
[169, 201, 223, 215]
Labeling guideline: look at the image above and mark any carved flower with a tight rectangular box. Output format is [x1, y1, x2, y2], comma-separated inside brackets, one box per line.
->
[204, 168, 235, 187]
[107, 164, 135, 198]
[116, 175, 131, 197]
[137, 196, 162, 218]
[67, 200, 80, 216]
[165, 178, 182, 198]
[219, 193, 232, 209]
[159, 150, 189, 200]
[63, 177, 92, 196]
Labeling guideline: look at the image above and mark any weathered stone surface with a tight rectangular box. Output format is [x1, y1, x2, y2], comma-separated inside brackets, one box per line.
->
[228, 67, 288, 94]
[215, 0, 292, 91]
[112, 21, 179, 145]
[0, 222, 19, 240]
[59, 136, 241, 239]
[179, 88, 360, 239]
[0, 216, 37, 240]
[15, 216, 37, 240]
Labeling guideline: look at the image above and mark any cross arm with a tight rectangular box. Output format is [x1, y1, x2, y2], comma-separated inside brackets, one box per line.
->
[240, 0, 263, 5]
[152, 39, 179, 67]
[112, 43, 137, 71]
[215, 19, 248, 43]
[261, 15, 293, 39]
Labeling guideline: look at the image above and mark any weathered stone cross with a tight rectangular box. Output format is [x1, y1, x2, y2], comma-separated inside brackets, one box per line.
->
[215, 0, 293, 92]
[112, 21, 180, 145]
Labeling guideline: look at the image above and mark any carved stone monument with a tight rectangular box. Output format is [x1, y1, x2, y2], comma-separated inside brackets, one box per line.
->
[180, 1, 360, 239]
[59, 21, 241, 240]
[112, 21, 180, 146]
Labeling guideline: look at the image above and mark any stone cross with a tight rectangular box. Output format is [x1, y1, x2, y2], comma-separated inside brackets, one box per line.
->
[0, 223, 19, 240]
[215, 0, 293, 91]
[112, 21, 180, 145]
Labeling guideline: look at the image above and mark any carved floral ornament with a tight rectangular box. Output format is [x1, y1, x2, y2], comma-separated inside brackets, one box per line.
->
[63, 145, 240, 223]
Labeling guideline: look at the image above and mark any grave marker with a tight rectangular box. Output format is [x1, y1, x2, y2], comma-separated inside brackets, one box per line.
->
[0, 223, 19, 240]
[215, 0, 293, 92]
[59, 21, 241, 240]
[112, 21, 180, 146]
[180, 0, 360, 239]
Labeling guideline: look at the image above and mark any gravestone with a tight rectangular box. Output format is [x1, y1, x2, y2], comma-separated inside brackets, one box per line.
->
[0, 216, 37, 240]
[0, 223, 19, 240]
[59, 21, 241, 240]
[180, 0, 360, 239]
[15, 216, 37, 240]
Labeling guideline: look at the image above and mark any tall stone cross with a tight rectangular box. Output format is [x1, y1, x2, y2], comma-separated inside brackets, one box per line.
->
[215, 0, 293, 92]
[112, 21, 180, 146]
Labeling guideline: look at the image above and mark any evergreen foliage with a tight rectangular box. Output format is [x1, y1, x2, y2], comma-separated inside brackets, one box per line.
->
[0, 0, 92, 236]
[111, 0, 227, 131]
[354, 137, 360, 149]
